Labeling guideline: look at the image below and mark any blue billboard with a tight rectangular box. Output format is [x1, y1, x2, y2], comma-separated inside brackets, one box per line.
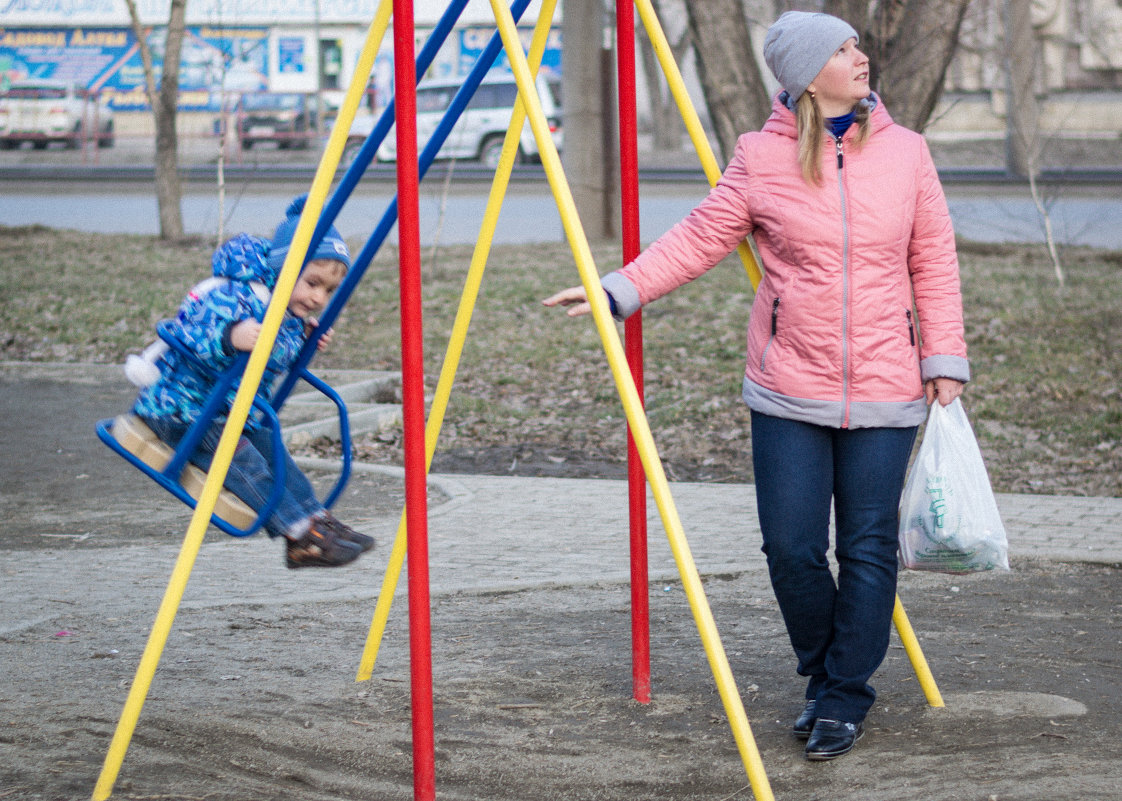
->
[457, 26, 561, 80]
[0, 26, 268, 111]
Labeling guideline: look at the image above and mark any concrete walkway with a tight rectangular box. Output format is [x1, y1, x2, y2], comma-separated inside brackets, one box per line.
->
[4, 461, 1121, 637]
[1, 362, 1120, 638]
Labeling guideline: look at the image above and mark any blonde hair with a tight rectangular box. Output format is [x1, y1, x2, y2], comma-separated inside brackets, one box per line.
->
[796, 94, 871, 184]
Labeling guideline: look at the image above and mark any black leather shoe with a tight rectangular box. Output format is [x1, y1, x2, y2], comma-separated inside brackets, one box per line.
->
[793, 700, 817, 740]
[805, 718, 864, 761]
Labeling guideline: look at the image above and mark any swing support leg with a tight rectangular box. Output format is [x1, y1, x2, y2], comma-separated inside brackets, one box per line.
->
[491, 2, 774, 797]
[893, 594, 945, 707]
[355, 1, 558, 683]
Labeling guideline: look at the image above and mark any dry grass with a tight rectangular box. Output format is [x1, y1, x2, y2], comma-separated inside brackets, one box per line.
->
[2, 225, 1119, 496]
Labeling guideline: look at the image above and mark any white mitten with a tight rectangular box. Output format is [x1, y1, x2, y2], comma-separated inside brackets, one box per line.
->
[124, 340, 169, 387]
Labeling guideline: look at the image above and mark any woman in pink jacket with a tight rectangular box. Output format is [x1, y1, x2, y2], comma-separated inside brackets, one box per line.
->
[545, 11, 969, 760]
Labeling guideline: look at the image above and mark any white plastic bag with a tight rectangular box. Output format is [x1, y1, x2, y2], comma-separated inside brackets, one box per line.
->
[898, 399, 1010, 573]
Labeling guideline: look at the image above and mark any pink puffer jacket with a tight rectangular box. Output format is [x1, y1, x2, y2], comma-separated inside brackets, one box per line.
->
[602, 94, 969, 429]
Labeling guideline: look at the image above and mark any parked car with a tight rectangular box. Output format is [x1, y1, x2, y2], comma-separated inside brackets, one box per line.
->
[346, 73, 563, 167]
[230, 92, 318, 150]
[0, 80, 114, 149]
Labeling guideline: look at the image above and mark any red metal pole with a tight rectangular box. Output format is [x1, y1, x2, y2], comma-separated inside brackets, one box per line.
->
[616, 0, 651, 705]
[392, 2, 436, 798]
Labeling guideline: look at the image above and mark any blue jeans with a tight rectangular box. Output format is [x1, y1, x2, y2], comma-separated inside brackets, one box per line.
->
[750, 411, 917, 724]
[142, 415, 324, 539]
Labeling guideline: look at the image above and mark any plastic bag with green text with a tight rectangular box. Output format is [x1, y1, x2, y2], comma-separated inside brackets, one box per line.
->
[898, 399, 1010, 573]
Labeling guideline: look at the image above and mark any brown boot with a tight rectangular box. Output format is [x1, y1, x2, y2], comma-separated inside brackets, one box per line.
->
[285, 521, 363, 569]
[317, 511, 376, 553]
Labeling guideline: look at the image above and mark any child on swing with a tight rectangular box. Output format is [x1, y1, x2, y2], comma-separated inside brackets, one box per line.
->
[129, 196, 374, 569]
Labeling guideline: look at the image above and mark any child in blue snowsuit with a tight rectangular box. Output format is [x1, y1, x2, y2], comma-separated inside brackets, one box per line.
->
[132, 196, 373, 568]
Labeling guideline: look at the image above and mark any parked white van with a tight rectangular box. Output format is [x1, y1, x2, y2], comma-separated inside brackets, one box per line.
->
[348, 73, 562, 168]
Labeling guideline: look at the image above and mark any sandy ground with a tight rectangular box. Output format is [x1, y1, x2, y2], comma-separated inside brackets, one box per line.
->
[2, 559, 1120, 800]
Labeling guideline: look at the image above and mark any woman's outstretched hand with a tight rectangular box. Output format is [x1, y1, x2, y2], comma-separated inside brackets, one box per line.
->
[542, 285, 592, 317]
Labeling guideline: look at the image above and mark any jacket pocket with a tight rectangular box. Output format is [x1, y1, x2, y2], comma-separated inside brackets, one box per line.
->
[906, 308, 916, 347]
[760, 297, 780, 371]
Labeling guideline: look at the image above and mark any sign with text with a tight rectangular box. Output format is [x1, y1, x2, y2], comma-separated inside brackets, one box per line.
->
[0, 0, 547, 26]
[0, 26, 268, 110]
[457, 25, 561, 79]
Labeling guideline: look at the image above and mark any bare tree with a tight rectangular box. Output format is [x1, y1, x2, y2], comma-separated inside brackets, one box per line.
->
[124, 0, 186, 241]
[636, 0, 693, 152]
[844, 0, 974, 132]
[1002, 0, 1064, 284]
[681, 0, 770, 162]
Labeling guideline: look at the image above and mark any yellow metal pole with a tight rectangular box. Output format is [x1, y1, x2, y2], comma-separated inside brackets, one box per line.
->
[631, 0, 761, 288]
[357, 1, 557, 681]
[91, 9, 390, 800]
[893, 595, 945, 707]
[490, 3, 773, 798]
[636, 0, 943, 710]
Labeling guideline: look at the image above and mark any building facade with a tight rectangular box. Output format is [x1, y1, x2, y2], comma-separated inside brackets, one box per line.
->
[0, 0, 559, 113]
[2, 0, 1121, 138]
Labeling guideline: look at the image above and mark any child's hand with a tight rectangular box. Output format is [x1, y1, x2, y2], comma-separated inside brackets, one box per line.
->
[230, 320, 262, 351]
[305, 318, 334, 351]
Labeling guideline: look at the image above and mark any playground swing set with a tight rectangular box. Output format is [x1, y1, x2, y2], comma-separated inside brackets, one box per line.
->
[91, 2, 947, 800]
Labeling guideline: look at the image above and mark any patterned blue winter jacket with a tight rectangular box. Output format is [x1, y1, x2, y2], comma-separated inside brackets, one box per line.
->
[132, 234, 307, 431]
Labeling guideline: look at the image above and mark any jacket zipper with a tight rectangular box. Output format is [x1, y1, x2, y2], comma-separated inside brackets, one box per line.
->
[760, 297, 780, 370]
[836, 136, 851, 427]
[907, 309, 916, 346]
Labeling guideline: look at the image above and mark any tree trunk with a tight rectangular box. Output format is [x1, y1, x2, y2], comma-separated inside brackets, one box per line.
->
[827, 0, 905, 93]
[124, 0, 185, 241]
[155, 0, 186, 240]
[1002, 0, 1040, 178]
[562, 0, 616, 241]
[636, 0, 692, 152]
[852, 0, 973, 132]
[828, 0, 874, 34]
[681, 0, 768, 163]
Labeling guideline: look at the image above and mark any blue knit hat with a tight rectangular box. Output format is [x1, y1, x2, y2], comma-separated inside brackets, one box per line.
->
[763, 11, 859, 102]
[266, 195, 352, 275]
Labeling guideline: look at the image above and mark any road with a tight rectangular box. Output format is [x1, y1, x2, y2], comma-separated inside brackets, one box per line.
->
[2, 163, 1121, 249]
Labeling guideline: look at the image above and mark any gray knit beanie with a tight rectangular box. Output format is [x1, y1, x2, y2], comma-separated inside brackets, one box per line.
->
[763, 11, 859, 102]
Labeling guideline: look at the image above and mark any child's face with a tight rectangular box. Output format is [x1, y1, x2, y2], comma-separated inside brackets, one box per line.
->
[288, 259, 346, 319]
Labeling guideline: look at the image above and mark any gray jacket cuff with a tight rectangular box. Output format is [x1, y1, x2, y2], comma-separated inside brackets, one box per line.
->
[920, 354, 971, 384]
[601, 272, 642, 320]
